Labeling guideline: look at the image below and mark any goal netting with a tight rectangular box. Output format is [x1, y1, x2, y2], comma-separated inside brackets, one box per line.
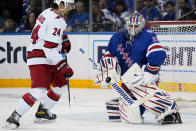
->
[147, 21, 196, 92]
[147, 21, 196, 108]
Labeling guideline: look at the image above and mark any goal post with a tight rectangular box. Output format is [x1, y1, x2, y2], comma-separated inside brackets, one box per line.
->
[146, 21, 196, 93]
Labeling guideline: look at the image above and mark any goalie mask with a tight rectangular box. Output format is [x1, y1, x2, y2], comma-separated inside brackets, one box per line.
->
[124, 12, 145, 38]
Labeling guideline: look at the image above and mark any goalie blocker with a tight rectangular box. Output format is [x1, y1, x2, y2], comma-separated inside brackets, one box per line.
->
[96, 54, 182, 125]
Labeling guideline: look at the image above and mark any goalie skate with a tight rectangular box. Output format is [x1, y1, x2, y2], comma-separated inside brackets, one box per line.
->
[34, 103, 56, 123]
[159, 112, 182, 125]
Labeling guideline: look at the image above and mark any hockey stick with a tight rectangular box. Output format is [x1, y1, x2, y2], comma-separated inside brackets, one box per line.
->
[66, 74, 71, 107]
[63, 53, 71, 107]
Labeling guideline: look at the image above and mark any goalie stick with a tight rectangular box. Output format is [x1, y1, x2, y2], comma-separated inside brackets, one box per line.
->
[78, 48, 155, 106]
[105, 63, 159, 107]
[106, 77, 135, 105]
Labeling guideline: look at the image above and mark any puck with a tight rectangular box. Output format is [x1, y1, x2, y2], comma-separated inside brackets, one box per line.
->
[106, 77, 111, 83]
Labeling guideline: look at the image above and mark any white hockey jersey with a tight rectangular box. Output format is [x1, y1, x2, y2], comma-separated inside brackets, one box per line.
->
[27, 8, 67, 66]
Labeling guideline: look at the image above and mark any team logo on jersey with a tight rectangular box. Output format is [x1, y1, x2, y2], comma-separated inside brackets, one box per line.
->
[117, 44, 133, 67]
[37, 15, 45, 24]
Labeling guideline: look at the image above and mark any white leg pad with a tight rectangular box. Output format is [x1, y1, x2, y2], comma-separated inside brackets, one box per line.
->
[119, 99, 142, 124]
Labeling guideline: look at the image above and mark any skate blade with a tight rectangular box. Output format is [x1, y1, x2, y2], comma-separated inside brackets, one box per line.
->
[2, 122, 18, 129]
[34, 118, 55, 123]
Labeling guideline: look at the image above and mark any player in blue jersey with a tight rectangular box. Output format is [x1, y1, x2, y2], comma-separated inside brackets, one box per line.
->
[95, 11, 182, 125]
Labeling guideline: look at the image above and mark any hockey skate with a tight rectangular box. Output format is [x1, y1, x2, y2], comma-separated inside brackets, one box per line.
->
[160, 112, 182, 125]
[34, 103, 57, 123]
[3, 111, 21, 129]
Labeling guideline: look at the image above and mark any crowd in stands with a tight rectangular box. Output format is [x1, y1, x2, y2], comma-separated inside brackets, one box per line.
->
[0, 0, 196, 33]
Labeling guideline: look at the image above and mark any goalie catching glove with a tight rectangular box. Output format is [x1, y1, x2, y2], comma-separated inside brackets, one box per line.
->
[56, 59, 73, 78]
[94, 53, 121, 88]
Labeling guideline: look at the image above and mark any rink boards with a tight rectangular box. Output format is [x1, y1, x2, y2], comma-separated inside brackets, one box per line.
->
[0, 33, 196, 92]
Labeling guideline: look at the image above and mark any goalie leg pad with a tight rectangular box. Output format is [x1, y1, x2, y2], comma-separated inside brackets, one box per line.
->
[125, 82, 180, 123]
[119, 99, 143, 124]
[143, 91, 176, 116]
[105, 98, 121, 122]
[140, 90, 182, 124]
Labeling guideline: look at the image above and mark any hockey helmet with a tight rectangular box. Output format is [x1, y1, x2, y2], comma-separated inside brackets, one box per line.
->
[54, 0, 75, 9]
[124, 11, 145, 36]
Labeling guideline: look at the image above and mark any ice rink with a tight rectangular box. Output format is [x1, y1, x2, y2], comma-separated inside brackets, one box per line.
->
[0, 88, 196, 131]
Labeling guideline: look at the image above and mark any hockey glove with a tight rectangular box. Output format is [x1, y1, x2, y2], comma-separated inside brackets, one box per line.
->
[61, 34, 71, 54]
[56, 59, 73, 78]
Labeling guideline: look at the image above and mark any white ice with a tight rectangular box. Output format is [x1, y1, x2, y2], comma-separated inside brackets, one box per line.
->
[0, 88, 196, 131]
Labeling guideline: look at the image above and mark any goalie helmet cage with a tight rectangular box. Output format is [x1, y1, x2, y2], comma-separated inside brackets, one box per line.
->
[146, 21, 196, 93]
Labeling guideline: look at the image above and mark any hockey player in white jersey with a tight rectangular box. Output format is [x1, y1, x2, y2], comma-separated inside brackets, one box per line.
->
[95, 12, 182, 125]
[4, 0, 75, 129]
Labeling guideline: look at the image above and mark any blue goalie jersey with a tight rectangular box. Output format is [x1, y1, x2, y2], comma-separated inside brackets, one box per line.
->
[107, 28, 166, 76]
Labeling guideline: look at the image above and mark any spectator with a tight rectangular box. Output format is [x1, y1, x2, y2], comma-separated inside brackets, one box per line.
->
[123, 0, 134, 12]
[107, 0, 134, 13]
[92, 1, 112, 32]
[16, 10, 38, 33]
[28, 0, 42, 15]
[99, 0, 114, 22]
[112, 0, 129, 30]
[22, 0, 41, 24]
[64, 15, 72, 32]
[136, 0, 144, 12]
[0, 9, 12, 28]
[141, 0, 162, 21]
[22, 0, 30, 17]
[99, 0, 128, 31]
[70, 1, 89, 32]
[162, 1, 176, 20]
[178, 0, 196, 20]
[113, 0, 128, 17]
[0, 17, 16, 33]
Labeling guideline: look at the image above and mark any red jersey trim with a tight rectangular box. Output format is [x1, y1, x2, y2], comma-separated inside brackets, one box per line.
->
[27, 49, 46, 59]
[44, 41, 58, 48]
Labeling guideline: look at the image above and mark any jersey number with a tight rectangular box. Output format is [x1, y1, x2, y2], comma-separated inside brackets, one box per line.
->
[53, 28, 61, 36]
[31, 25, 40, 44]
[31, 26, 61, 44]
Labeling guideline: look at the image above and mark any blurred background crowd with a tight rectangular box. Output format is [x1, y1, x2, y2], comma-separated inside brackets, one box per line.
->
[0, 0, 196, 33]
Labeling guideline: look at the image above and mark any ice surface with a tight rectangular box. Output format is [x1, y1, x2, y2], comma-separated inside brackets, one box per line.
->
[0, 88, 196, 131]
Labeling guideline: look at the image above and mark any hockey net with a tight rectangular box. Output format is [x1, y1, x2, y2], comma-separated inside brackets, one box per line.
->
[147, 21, 196, 107]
